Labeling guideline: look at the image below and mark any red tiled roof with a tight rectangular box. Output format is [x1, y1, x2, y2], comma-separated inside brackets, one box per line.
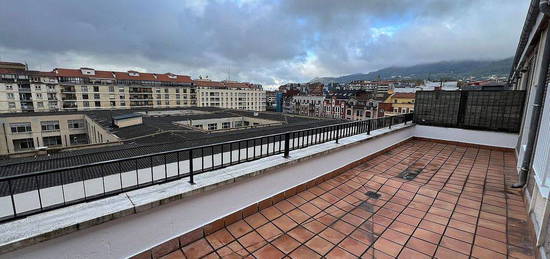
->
[54, 68, 115, 79]
[52, 68, 192, 83]
[0, 61, 25, 66]
[393, 93, 416, 99]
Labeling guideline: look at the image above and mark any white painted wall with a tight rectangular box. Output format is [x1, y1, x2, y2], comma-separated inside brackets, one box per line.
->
[413, 125, 519, 149]
[1, 126, 414, 259]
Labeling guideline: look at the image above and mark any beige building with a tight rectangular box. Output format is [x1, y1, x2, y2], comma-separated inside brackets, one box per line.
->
[0, 64, 266, 113]
[0, 114, 118, 155]
[195, 80, 266, 111]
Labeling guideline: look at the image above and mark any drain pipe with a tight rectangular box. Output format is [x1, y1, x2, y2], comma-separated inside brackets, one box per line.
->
[513, 4, 550, 188]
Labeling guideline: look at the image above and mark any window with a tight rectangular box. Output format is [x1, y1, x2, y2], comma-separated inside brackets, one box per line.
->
[164, 101, 169, 105]
[83, 101, 90, 107]
[94, 101, 101, 107]
[37, 102, 44, 108]
[10, 122, 32, 133]
[208, 123, 218, 130]
[109, 94, 115, 99]
[109, 86, 115, 92]
[68, 119, 85, 129]
[43, 136, 62, 147]
[82, 94, 89, 100]
[119, 87, 125, 92]
[156, 101, 161, 105]
[110, 101, 116, 106]
[35, 85, 41, 90]
[36, 93, 42, 99]
[222, 122, 231, 129]
[94, 93, 100, 99]
[41, 120, 60, 132]
[81, 86, 88, 92]
[176, 100, 181, 105]
[7, 93, 14, 99]
[165, 94, 169, 99]
[93, 86, 99, 92]
[120, 101, 126, 106]
[164, 88, 169, 93]
[70, 133, 89, 145]
[175, 89, 180, 93]
[6, 85, 13, 90]
[13, 138, 34, 151]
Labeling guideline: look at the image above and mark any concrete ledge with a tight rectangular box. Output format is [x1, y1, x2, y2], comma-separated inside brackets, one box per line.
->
[0, 123, 414, 257]
[413, 125, 519, 150]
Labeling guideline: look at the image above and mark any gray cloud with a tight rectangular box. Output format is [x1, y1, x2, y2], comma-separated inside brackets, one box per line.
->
[0, 0, 529, 88]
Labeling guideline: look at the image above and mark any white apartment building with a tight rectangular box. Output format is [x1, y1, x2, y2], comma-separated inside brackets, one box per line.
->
[195, 80, 266, 111]
[0, 64, 266, 113]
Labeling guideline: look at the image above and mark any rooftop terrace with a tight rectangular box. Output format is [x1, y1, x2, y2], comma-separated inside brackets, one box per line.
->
[152, 139, 535, 259]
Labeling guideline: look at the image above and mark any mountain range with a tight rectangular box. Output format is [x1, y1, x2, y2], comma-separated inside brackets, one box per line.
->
[310, 57, 513, 84]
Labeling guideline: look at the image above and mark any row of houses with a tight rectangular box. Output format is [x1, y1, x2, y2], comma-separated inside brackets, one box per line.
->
[275, 82, 415, 120]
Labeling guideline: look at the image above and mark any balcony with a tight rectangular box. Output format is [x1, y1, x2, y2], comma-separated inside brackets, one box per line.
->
[0, 108, 537, 258]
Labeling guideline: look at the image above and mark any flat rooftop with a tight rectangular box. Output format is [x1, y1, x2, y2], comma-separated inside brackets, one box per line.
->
[166, 140, 534, 258]
[0, 108, 341, 177]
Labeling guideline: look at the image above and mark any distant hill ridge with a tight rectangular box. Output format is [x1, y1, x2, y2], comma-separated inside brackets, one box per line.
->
[310, 57, 513, 84]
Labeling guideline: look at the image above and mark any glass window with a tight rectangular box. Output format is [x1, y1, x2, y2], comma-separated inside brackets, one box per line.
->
[43, 136, 62, 147]
[81, 86, 88, 92]
[68, 119, 85, 129]
[13, 138, 34, 151]
[222, 122, 231, 129]
[208, 123, 218, 130]
[41, 120, 60, 132]
[10, 122, 32, 133]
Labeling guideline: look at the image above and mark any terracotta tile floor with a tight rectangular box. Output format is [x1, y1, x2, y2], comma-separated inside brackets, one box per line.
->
[164, 140, 536, 258]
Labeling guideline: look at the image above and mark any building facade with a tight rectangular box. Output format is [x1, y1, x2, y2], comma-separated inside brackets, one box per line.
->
[382, 92, 415, 116]
[0, 64, 267, 113]
[195, 80, 266, 111]
[0, 114, 118, 155]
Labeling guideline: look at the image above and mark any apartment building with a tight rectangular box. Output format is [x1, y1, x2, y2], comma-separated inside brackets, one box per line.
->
[0, 64, 267, 113]
[0, 113, 118, 155]
[291, 95, 325, 117]
[195, 80, 266, 111]
[382, 92, 415, 116]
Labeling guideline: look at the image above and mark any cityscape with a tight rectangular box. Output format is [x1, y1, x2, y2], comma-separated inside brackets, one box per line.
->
[0, 0, 548, 259]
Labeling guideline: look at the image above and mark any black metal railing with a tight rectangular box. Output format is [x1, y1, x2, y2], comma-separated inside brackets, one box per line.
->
[0, 113, 413, 222]
[414, 90, 526, 133]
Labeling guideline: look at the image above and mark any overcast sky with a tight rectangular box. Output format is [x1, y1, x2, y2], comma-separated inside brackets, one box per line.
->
[0, 0, 529, 88]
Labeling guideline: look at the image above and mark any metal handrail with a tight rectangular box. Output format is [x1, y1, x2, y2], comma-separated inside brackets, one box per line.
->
[0, 113, 413, 222]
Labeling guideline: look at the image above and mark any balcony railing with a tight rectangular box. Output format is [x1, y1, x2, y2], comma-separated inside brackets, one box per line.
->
[0, 113, 413, 222]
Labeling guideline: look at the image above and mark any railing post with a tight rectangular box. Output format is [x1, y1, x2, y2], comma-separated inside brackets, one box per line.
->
[189, 149, 195, 184]
[336, 125, 340, 144]
[284, 132, 290, 158]
[367, 120, 371, 135]
[389, 116, 392, 129]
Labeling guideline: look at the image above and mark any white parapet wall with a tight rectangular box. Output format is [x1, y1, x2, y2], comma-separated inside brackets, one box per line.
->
[413, 125, 519, 149]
